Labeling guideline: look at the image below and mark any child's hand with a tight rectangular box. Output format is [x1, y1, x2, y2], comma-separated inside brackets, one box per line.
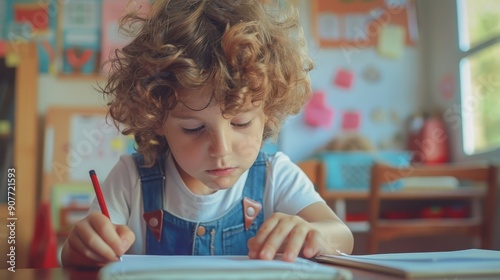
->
[61, 212, 135, 268]
[247, 212, 325, 262]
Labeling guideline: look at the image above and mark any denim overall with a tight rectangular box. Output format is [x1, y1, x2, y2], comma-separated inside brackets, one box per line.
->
[132, 153, 266, 255]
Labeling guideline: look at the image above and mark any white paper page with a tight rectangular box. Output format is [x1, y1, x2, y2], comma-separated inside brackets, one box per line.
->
[317, 249, 500, 278]
[344, 14, 368, 41]
[335, 248, 500, 261]
[318, 13, 341, 40]
[99, 255, 351, 280]
[68, 115, 126, 181]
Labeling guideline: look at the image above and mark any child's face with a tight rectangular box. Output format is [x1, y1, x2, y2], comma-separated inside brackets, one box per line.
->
[157, 88, 266, 195]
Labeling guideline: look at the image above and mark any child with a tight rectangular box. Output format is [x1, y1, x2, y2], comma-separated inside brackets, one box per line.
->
[61, 0, 353, 268]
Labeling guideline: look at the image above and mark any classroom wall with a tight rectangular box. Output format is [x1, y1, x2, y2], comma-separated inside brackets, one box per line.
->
[38, 76, 106, 114]
[280, 47, 423, 162]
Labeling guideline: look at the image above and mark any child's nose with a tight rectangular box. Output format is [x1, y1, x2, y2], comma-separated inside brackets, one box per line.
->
[208, 129, 231, 157]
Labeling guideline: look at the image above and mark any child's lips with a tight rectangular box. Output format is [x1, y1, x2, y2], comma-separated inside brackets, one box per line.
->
[207, 167, 236, 176]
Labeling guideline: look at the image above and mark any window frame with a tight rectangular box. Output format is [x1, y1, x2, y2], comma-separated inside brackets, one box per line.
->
[455, 0, 500, 158]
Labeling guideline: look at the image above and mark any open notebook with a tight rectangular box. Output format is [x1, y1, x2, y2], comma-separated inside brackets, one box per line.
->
[99, 255, 352, 280]
[315, 249, 500, 279]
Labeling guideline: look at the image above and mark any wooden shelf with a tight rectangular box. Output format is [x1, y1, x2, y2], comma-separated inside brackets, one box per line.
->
[321, 186, 486, 200]
[346, 221, 370, 232]
[375, 218, 483, 241]
[346, 217, 481, 233]
[378, 217, 481, 227]
[323, 187, 487, 234]
[299, 151, 497, 253]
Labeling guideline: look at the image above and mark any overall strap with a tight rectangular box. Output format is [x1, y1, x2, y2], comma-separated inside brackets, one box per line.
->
[132, 153, 166, 212]
[242, 152, 268, 203]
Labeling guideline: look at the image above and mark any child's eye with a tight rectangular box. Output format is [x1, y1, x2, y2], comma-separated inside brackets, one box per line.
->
[232, 120, 252, 128]
[182, 125, 205, 134]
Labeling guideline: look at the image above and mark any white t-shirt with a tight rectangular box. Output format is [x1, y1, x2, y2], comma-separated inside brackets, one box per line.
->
[89, 152, 324, 254]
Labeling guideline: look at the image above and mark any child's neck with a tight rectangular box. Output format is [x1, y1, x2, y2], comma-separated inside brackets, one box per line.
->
[174, 161, 217, 196]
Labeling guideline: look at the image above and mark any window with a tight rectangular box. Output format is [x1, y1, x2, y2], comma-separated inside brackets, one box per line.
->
[457, 0, 500, 155]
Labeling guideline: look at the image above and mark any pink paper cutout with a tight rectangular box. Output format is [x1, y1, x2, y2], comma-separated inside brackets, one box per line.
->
[334, 69, 354, 90]
[341, 111, 361, 131]
[304, 91, 334, 128]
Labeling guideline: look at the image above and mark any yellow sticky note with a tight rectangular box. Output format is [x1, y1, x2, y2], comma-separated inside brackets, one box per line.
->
[49, 63, 57, 75]
[111, 138, 124, 152]
[377, 25, 406, 59]
[0, 120, 11, 135]
[5, 52, 20, 67]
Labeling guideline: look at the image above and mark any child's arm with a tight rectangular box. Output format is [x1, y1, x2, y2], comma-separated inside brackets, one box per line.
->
[60, 212, 135, 268]
[247, 202, 353, 262]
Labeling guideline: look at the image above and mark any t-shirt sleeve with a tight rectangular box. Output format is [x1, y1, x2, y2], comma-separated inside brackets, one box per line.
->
[268, 152, 325, 215]
[89, 155, 138, 225]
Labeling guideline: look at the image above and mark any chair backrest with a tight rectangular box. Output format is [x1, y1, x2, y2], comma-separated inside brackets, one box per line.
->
[368, 161, 498, 253]
[297, 159, 326, 195]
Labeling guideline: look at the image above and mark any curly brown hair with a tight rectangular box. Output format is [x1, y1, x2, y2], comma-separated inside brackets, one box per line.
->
[100, 0, 314, 165]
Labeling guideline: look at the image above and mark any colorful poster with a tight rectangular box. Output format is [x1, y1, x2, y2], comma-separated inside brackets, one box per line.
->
[0, 0, 6, 40]
[59, 0, 102, 75]
[311, 0, 417, 48]
[101, 0, 150, 75]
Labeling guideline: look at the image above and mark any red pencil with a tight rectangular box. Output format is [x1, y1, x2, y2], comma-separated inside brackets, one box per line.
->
[89, 170, 122, 261]
[89, 170, 110, 219]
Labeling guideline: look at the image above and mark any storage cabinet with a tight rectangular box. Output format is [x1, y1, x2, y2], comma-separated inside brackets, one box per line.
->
[0, 42, 39, 269]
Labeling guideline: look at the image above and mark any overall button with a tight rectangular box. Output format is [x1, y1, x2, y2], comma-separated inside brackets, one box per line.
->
[149, 217, 158, 227]
[246, 206, 255, 217]
[197, 226, 206, 236]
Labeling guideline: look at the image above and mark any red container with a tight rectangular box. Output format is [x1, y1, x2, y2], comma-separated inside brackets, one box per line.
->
[381, 210, 414, 220]
[345, 212, 368, 222]
[444, 205, 468, 219]
[409, 115, 450, 165]
[420, 206, 445, 219]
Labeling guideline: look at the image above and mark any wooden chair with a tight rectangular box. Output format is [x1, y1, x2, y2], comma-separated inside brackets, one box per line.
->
[367, 162, 498, 254]
[297, 159, 326, 195]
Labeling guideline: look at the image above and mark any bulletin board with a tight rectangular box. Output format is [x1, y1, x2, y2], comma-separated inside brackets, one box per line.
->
[311, 0, 418, 48]
[42, 106, 136, 201]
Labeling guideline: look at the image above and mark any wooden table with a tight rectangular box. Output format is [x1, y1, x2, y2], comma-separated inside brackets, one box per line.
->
[2, 265, 498, 280]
